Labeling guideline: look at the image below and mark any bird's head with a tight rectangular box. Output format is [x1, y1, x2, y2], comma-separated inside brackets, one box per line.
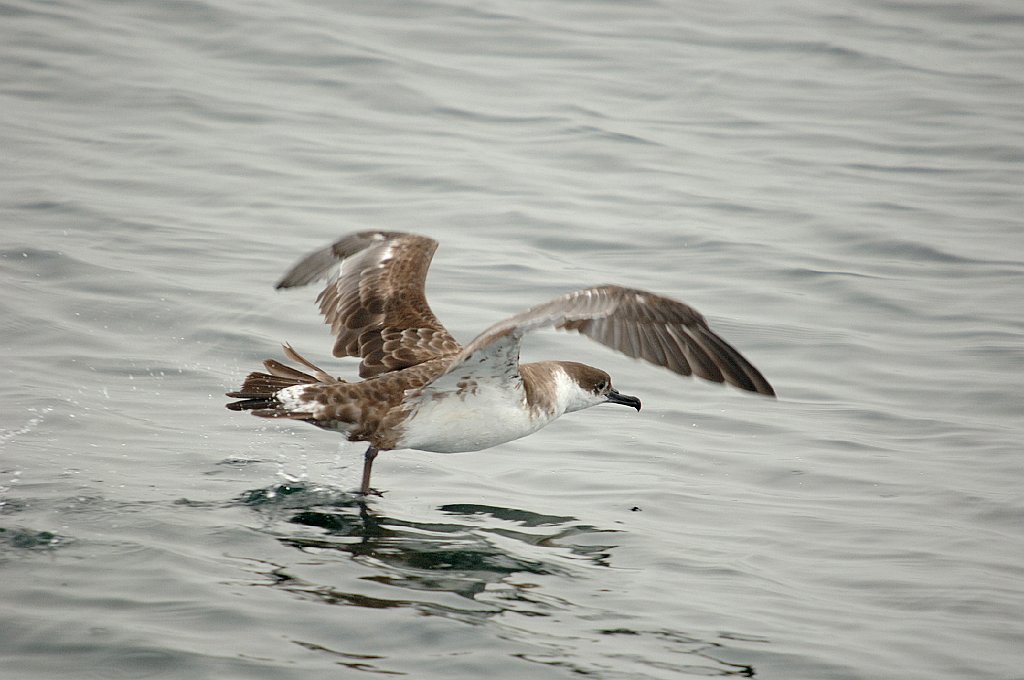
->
[557, 361, 642, 414]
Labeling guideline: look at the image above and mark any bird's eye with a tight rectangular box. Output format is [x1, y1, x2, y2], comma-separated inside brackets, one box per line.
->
[596, 380, 608, 392]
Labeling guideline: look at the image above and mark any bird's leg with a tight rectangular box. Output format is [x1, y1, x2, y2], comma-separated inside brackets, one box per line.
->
[360, 445, 379, 496]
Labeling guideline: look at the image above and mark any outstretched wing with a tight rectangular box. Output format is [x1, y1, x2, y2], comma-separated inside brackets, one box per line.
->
[276, 231, 461, 378]
[428, 284, 775, 396]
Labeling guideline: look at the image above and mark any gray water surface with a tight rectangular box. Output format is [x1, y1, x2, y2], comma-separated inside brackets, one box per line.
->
[2, 1, 1022, 678]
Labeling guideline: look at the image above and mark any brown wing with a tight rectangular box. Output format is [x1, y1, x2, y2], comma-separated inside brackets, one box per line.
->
[441, 284, 775, 396]
[275, 231, 461, 378]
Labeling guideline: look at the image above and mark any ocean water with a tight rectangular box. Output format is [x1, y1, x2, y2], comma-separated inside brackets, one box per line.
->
[2, 1, 1022, 678]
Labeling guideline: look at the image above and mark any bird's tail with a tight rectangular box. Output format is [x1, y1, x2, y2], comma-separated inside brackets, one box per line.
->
[225, 343, 345, 417]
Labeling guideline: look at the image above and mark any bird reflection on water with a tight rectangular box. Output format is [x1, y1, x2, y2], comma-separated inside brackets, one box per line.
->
[233, 482, 757, 677]
[238, 482, 616, 586]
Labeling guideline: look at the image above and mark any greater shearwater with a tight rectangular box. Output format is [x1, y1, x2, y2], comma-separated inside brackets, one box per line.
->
[227, 231, 775, 494]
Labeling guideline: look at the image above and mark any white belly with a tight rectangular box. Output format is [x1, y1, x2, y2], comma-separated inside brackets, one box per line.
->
[395, 388, 555, 453]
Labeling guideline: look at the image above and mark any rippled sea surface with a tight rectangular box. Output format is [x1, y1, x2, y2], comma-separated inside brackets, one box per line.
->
[2, 1, 1022, 678]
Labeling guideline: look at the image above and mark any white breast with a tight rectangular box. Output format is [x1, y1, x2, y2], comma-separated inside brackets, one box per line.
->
[395, 384, 556, 453]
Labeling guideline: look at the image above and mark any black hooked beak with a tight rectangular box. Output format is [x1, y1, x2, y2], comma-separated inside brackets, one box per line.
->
[605, 388, 641, 412]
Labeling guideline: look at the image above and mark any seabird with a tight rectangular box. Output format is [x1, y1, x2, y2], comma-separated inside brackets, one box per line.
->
[227, 231, 775, 495]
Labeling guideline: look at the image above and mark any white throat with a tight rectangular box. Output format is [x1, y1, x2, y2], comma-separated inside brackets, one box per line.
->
[552, 367, 604, 414]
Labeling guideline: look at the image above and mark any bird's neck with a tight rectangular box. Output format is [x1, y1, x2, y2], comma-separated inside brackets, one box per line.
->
[520, 361, 589, 417]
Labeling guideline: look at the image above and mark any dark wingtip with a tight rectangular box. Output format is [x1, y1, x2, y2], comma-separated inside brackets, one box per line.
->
[745, 375, 777, 398]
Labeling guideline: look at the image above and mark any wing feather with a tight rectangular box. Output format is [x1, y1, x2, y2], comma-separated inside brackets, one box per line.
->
[440, 285, 775, 396]
[275, 231, 462, 377]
